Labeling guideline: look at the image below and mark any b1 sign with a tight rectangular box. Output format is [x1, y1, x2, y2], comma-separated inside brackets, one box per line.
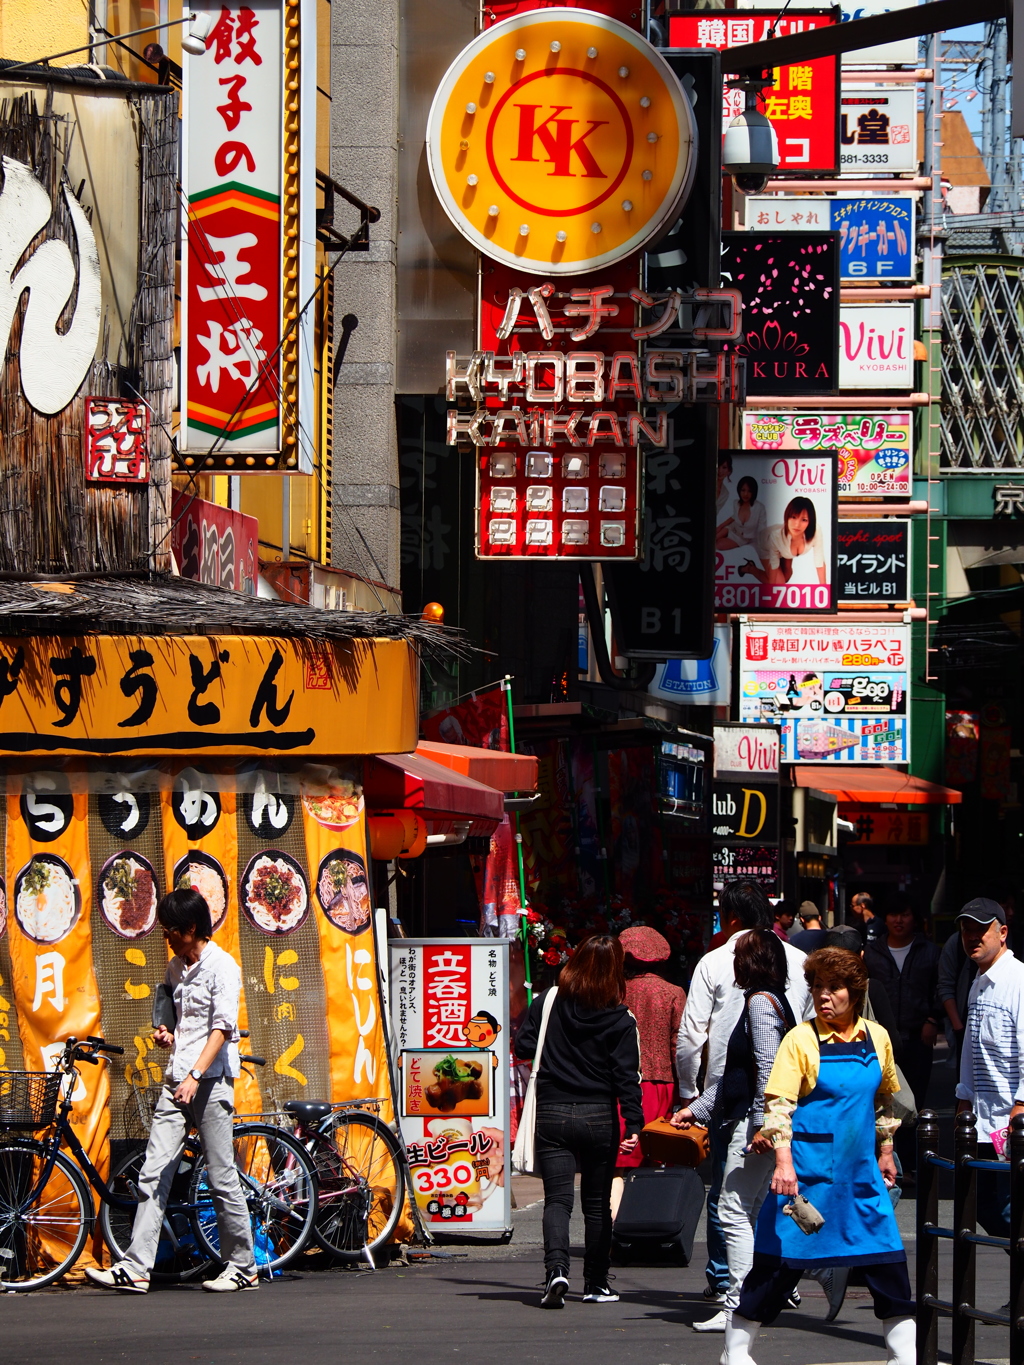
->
[839, 304, 915, 390]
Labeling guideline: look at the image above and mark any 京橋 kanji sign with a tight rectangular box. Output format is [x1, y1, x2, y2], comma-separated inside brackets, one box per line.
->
[426, 8, 697, 274]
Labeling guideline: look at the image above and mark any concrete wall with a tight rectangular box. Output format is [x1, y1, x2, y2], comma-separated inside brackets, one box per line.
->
[330, 0, 402, 589]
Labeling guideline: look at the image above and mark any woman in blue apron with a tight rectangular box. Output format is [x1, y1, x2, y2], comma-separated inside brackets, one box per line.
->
[725, 946, 915, 1365]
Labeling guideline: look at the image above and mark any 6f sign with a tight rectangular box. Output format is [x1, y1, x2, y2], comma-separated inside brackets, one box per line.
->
[427, 9, 697, 274]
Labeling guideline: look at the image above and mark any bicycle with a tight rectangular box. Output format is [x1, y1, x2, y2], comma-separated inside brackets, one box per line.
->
[282, 1098, 406, 1267]
[0, 1037, 319, 1290]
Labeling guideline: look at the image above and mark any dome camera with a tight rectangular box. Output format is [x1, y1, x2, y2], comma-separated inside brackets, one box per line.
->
[722, 86, 779, 194]
[733, 172, 771, 195]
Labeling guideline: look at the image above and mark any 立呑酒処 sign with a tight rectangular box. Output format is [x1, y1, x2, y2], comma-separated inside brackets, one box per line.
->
[837, 520, 909, 604]
[742, 410, 912, 498]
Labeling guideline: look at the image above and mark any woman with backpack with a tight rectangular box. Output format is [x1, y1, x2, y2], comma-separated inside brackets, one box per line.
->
[672, 929, 796, 1332]
[515, 934, 643, 1310]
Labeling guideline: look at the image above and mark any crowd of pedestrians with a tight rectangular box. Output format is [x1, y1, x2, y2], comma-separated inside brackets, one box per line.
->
[515, 878, 1024, 1365]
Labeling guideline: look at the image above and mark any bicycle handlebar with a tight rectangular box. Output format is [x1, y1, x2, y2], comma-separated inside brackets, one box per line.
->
[241, 1054, 266, 1067]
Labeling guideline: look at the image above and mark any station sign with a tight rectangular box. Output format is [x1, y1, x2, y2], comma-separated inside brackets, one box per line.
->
[742, 410, 913, 498]
[746, 195, 915, 283]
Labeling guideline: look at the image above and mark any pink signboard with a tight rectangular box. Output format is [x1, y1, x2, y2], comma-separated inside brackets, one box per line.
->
[742, 411, 912, 498]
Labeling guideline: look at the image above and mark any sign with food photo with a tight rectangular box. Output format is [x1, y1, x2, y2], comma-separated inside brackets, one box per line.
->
[390, 940, 511, 1232]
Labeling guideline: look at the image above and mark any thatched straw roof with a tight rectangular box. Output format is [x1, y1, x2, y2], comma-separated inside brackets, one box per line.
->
[0, 574, 465, 653]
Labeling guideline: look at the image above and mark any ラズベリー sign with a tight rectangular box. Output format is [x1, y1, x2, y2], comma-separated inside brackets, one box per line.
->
[426, 8, 696, 275]
[840, 87, 917, 173]
[0, 636, 416, 757]
[839, 303, 915, 390]
[390, 940, 511, 1233]
[715, 451, 838, 613]
[742, 411, 913, 498]
[182, 1, 283, 455]
[837, 520, 910, 604]
[670, 11, 839, 174]
[746, 195, 915, 283]
[739, 621, 910, 763]
[722, 233, 840, 397]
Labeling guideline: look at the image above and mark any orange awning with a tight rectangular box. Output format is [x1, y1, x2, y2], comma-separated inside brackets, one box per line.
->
[793, 766, 962, 805]
[364, 751, 505, 824]
[415, 739, 538, 794]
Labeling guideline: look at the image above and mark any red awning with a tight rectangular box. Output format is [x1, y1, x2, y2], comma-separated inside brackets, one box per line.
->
[415, 739, 538, 794]
[364, 750, 506, 824]
[793, 766, 962, 805]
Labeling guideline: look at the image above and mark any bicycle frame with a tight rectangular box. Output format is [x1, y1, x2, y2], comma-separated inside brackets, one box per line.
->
[8, 1088, 136, 1216]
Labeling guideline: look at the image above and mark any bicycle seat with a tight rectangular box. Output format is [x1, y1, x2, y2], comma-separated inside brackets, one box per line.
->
[283, 1100, 334, 1126]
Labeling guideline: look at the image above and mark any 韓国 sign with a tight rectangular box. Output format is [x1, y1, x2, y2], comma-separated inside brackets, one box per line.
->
[840, 87, 917, 174]
[739, 0, 919, 65]
[739, 621, 910, 763]
[746, 196, 915, 283]
[714, 724, 781, 779]
[182, 1, 283, 456]
[837, 520, 910, 604]
[722, 233, 840, 397]
[742, 410, 912, 498]
[715, 451, 838, 613]
[670, 11, 839, 174]
[427, 9, 696, 275]
[390, 940, 511, 1233]
[839, 303, 915, 389]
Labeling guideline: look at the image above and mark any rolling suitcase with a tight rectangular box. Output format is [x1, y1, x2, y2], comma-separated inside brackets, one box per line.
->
[612, 1166, 706, 1265]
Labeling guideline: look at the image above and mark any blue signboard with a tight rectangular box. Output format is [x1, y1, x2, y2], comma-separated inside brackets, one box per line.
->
[747, 195, 915, 282]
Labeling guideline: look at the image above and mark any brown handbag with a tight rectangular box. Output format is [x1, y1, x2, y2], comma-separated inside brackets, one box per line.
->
[639, 1116, 710, 1167]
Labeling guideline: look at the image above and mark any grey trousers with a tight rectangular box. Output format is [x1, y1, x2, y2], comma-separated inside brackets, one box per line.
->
[124, 1078, 255, 1276]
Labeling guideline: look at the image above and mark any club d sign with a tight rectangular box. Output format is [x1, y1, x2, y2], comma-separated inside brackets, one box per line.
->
[427, 9, 697, 275]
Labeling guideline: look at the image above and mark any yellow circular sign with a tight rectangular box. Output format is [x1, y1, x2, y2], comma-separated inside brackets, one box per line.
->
[427, 9, 696, 275]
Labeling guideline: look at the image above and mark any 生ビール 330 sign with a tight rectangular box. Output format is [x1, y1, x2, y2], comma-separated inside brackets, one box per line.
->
[426, 9, 696, 274]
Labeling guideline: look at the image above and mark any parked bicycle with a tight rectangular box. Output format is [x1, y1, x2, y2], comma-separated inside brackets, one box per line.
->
[282, 1098, 406, 1267]
[0, 1037, 318, 1291]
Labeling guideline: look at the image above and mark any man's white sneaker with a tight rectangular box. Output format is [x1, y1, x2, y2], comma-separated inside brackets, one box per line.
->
[693, 1310, 728, 1332]
[84, 1262, 149, 1294]
[202, 1266, 259, 1292]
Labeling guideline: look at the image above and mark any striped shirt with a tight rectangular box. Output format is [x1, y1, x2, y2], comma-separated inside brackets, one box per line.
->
[956, 948, 1024, 1142]
[688, 991, 789, 1127]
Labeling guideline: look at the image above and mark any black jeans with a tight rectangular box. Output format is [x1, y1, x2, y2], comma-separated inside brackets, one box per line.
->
[535, 1102, 618, 1279]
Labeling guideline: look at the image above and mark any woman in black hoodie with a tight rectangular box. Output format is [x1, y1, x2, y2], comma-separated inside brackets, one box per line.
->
[516, 934, 644, 1309]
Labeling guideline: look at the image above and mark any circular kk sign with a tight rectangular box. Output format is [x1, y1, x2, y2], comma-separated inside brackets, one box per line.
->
[427, 8, 696, 275]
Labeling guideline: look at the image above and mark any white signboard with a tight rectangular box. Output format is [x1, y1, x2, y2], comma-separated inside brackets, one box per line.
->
[651, 626, 732, 706]
[840, 87, 918, 173]
[390, 939, 511, 1234]
[739, 622, 911, 763]
[714, 724, 781, 779]
[840, 0, 919, 66]
[839, 303, 915, 389]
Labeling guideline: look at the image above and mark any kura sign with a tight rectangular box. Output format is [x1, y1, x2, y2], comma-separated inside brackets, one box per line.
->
[838, 303, 915, 389]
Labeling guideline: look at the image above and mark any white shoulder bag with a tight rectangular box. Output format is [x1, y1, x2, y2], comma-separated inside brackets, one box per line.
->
[512, 987, 558, 1177]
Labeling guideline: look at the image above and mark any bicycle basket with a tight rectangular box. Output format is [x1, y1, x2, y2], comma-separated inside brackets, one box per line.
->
[123, 1084, 161, 1142]
[0, 1071, 63, 1130]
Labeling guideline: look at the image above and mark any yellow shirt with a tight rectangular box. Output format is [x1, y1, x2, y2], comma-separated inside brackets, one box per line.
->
[765, 1017, 900, 1102]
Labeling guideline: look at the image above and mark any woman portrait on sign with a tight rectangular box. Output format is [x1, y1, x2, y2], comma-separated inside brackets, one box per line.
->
[739, 496, 827, 587]
[717, 476, 767, 553]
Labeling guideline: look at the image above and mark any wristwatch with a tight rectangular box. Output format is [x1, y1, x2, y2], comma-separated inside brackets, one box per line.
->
[188, 1068, 204, 1082]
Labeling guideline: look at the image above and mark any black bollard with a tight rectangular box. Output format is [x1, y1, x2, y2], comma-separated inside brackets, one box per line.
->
[917, 1108, 940, 1365]
[953, 1109, 978, 1365]
[1011, 1113, 1024, 1365]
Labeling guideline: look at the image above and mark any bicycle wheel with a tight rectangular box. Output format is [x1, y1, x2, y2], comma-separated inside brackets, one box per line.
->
[311, 1112, 405, 1262]
[101, 1143, 213, 1282]
[0, 1136, 92, 1290]
[189, 1124, 318, 1274]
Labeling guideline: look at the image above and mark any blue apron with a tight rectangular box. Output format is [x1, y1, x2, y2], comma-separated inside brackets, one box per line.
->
[754, 1021, 905, 1268]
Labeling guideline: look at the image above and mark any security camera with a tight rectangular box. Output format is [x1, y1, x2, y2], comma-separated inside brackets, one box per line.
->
[722, 87, 779, 193]
[733, 172, 771, 195]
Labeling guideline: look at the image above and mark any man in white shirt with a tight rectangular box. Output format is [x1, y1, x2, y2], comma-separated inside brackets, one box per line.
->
[955, 897, 1024, 1238]
[676, 881, 813, 1314]
[86, 888, 257, 1294]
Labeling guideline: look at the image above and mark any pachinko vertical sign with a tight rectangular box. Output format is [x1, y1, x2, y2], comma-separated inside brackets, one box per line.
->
[181, 1, 283, 459]
[390, 940, 511, 1234]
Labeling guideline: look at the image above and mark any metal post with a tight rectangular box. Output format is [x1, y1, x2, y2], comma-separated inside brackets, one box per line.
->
[953, 1109, 978, 1365]
[502, 675, 533, 1006]
[918, 1108, 940, 1365]
[1011, 1112, 1024, 1365]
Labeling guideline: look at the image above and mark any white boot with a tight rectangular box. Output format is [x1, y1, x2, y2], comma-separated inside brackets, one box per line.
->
[720, 1313, 760, 1365]
[882, 1316, 916, 1365]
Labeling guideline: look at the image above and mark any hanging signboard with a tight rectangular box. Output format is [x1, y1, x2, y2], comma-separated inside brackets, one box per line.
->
[712, 723, 781, 892]
[739, 621, 910, 763]
[722, 233, 840, 397]
[712, 782, 780, 841]
[605, 407, 716, 655]
[390, 939, 511, 1233]
[839, 303, 916, 390]
[713, 843, 780, 893]
[840, 87, 918, 174]
[746, 196, 915, 283]
[840, 804, 929, 843]
[670, 10, 840, 174]
[427, 8, 697, 276]
[714, 723, 781, 779]
[837, 520, 910, 604]
[743, 0, 919, 64]
[715, 450, 838, 613]
[649, 625, 732, 705]
[742, 410, 913, 498]
[171, 491, 259, 594]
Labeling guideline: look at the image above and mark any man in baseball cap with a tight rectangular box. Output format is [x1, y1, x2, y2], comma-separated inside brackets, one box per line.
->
[955, 895, 1024, 1242]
